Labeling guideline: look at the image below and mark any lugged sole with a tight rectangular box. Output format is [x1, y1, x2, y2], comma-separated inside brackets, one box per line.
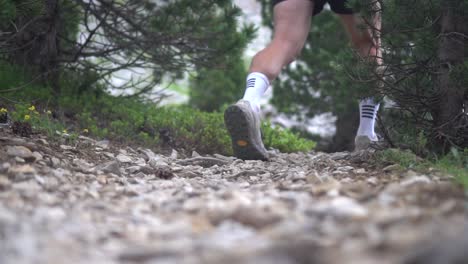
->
[224, 105, 268, 161]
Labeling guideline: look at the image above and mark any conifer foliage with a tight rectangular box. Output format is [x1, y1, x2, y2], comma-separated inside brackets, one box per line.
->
[257, 0, 468, 154]
[354, 0, 468, 153]
[0, 0, 251, 97]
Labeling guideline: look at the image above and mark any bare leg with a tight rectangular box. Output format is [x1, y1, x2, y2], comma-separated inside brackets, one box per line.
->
[339, 3, 382, 65]
[249, 0, 314, 82]
[339, 6, 383, 148]
[225, 0, 314, 160]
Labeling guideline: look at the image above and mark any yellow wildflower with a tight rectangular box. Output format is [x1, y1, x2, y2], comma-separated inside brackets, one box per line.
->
[24, 114, 30, 120]
[62, 129, 68, 133]
[34, 111, 39, 115]
[83, 128, 89, 133]
[28, 105, 35, 111]
[46, 110, 52, 115]
[0, 108, 7, 113]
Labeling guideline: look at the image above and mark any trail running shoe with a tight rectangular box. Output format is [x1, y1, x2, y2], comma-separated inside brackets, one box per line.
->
[224, 100, 269, 161]
[354, 135, 384, 151]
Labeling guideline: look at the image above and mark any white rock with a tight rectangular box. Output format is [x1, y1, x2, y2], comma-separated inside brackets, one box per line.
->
[93, 160, 121, 175]
[116, 154, 133, 163]
[60, 144, 75, 150]
[51, 157, 61, 168]
[127, 166, 142, 174]
[32, 151, 43, 161]
[170, 149, 178, 159]
[96, 140, 110, 149]
[7, 164, 36, 181]
[6, 146, 34, 161]
[400, 175, 431, 186]
[308, 196, 368, 219]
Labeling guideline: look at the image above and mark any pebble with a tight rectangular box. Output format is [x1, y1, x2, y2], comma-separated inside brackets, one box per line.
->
[0, 175, 11, 189]
[383, 164, 401, 172]
[94, 160, 121, 175]
[7, 164, 36, 181]
[60, 145, 74, 150]
[116, 154, 133, 163]
[6, 146, 35, 162]
[401, 175, 431, 186]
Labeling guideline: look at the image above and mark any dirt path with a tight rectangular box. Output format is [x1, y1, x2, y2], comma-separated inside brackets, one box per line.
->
[0, 131, 466, 264]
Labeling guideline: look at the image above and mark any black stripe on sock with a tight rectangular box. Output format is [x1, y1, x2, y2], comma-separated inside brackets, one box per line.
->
[362, 111, 376, 115]
[362, 104, 376, 108]
[362, 108, 375, 112]
[361, 114, 375, 119]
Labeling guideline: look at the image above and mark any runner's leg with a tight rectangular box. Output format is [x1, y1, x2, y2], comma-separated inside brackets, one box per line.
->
[339, 4, 383, 147]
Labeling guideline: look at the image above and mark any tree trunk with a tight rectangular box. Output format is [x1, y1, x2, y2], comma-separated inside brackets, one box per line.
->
[433, 0, 468, 151]
[42, 0, 61, 99]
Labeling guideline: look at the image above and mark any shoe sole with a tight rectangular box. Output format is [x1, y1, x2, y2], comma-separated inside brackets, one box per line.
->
[224, 105, 268, 161]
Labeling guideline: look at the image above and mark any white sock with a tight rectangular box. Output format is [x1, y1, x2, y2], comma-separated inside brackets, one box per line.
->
[357, 98, 380, 140]
[242, 72, 269, 112]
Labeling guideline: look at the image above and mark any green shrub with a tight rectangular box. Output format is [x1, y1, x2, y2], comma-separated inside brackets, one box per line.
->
[0, 61, 316, 155]
[434, 148, 468, 189]
[374, 148, 468, 190]
[374, 148, 421, 169]
[262, 122, 316, 153]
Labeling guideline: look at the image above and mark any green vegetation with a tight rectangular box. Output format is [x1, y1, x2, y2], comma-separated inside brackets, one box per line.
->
[262, 122, 316, 153]
[374, 148, 468, 189]
[0, 62, 315, 156]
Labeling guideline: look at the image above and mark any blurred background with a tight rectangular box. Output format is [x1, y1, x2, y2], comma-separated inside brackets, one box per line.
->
[0, 0, 466, 160]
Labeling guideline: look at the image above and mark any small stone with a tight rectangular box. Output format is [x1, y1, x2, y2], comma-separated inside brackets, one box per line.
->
[0, 162, 11, 173]
[383, 164, 401, 172]
[97, 175, 108, 184]
[96, 140, 110, 149]
[177, 170, 200, 178]
[213, 154, 232, 161]
[0, 175, 11, 189]
[336, 166, 354, 172]
[148, 158, 168, 168]
[15, 157, 25, 163]
[36, 138, 49, 145]
[232, 206, 283, 229]
[94, 160, 121, 176]
[307, 196, 368, 219]
[78, 135, 96, 143]
[354, 168, 366, 174]
[310, 178, 341, 196]
[154, 166, 174, 180]
[32, 151, 43, 161]
[116, 154, 133, 163]
[73, 159, 94, 172]
[6, 146, 35, 162]
[133, 172, 146, 178]
[139, 148, 157, 161]
[367, 177, 378, 185]
[170, 149, 178, 159]
[103, 152, 115, 158]
[330, 152, 349, 160]
[60, 145, 74, 150]
[51, 157, 61, 168]
[192, 151, 201, 157]
[7, 164, 36, 181]
[127, 166, 142, 174]
[401, 175, 431, 186]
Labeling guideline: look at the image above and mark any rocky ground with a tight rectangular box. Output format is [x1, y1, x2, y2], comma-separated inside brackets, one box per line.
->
[0, 129, 467, 264]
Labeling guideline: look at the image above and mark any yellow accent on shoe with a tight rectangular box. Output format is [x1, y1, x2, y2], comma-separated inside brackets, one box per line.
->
[237, 140, 248, 147]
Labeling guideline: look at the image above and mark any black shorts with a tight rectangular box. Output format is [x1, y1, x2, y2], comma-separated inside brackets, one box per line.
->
[272, 0, 354, 16]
